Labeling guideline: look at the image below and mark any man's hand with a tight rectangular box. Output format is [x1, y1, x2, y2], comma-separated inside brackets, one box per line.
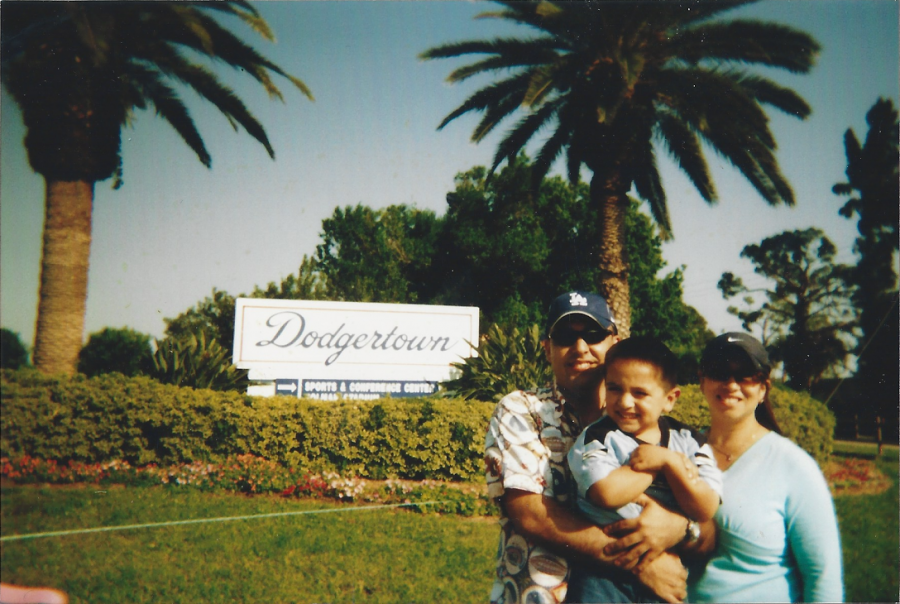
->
[602, 494, 688, 570]
[635, 552, 688, 603]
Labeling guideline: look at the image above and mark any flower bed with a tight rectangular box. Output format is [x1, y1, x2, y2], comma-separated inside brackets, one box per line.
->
[3, 453, 883, 518]
[0, 455, 495, 517]
[824, 457, 893, 496]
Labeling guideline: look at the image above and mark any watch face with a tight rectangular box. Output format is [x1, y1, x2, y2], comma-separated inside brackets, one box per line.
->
[687, 521, 701, 542]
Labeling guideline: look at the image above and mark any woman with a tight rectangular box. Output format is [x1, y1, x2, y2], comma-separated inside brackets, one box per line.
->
[688, 332, 843, 602]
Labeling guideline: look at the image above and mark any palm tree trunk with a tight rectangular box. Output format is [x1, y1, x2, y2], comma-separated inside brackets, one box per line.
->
[591, 170, 632, 337]
[33, 180, 94, 374]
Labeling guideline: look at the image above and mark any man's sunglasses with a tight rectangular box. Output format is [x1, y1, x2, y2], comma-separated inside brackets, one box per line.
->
[549, 328, 611, 347]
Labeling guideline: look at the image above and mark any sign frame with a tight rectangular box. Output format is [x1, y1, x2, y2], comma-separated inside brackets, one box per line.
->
[233, 298, 479, 392]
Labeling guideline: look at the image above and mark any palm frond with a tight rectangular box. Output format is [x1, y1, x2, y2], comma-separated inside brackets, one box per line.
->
[733, 74, 812, 119]
[148, 46, 275, 158]
[420, 36, 562, 62]
[631, 138, 672, 239]
[531, 111, 572, 186]
[437, 72, 533, 130]
[126, 63, 211, 167]
[523, 63, 561, 107]
[672, 20, 821, 73]
[447, 51, 556, 84]
[201, 0, 275, 42]
[566, 146, 582, 185]
[491, 97, 562, 173]
[472, 89, 530, 142]
[659, 67, 775, 150]
[656, 112, 716, 203]
[139, 6, 312, 101]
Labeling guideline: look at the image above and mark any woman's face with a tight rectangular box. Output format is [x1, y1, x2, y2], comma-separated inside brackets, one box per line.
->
[700, 360, 767, 426]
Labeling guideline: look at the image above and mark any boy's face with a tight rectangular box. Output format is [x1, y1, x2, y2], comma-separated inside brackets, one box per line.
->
[605, 358, 680, 441]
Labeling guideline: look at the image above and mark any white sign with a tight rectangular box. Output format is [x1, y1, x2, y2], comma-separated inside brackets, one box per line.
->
[233, 298, 479, 386]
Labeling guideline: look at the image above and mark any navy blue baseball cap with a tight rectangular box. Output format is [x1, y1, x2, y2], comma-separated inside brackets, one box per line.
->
[545, 291, 617, 337]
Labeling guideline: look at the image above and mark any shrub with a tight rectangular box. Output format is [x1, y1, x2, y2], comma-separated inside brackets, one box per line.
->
[442, 323, 552, 401]
[0, 370, 493, 481]
[670, 382, 835, 466]
[1, 328, 30, 369]
[78, 326, 153, 377]
[150, 333, 248, 392]
[0, 370, 833, 478]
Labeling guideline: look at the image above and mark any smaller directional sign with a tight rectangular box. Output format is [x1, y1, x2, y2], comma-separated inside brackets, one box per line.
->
[275, 379, 299, 397]
[301, 379, 437, 400]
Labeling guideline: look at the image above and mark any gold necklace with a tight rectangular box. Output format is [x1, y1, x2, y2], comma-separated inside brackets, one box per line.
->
[710, 430, 762, 463]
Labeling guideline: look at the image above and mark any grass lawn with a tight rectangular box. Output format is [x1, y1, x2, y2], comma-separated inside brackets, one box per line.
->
[1, 487, 497, 603]
[832, 440, 899, 603]
[2, 441, 897, 603]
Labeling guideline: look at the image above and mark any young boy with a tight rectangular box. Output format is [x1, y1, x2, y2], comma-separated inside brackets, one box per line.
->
[566, 336, 723, 603]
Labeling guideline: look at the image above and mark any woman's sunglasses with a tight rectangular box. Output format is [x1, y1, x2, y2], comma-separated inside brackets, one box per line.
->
[702, 365, 765, 384]
[549, 328, 612, 347]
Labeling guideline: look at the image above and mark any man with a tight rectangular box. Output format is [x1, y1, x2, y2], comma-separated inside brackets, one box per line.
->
[484, 291, 695, 604]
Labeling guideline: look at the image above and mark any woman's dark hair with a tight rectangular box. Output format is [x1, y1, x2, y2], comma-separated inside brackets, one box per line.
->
[755, 378, 782, 434]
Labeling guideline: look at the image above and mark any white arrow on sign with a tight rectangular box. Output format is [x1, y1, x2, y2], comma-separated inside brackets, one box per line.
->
[276, 382, 298, 393]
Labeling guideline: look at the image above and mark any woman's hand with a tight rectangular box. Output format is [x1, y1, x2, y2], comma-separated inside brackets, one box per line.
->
[602, 494, 688, 570]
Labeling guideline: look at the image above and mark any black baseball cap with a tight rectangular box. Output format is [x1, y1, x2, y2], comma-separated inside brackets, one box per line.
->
[545, 291, 617, 337]
[701, 332, 771, 373]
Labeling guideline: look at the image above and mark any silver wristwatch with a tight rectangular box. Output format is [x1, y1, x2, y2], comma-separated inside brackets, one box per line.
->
[683, 520, 701, 545]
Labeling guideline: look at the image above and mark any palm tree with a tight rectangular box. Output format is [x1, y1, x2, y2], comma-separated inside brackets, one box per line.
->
[421, 0, 819, 335]
[1, 1, 312, 374]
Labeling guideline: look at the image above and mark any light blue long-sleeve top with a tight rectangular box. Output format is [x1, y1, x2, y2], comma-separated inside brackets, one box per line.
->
[688, 432, 843, 603]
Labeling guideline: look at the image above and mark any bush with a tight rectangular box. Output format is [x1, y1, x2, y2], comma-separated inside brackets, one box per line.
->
[0, 370, 493, 481]
[0, 370, 834, 479]
[1, 328, 30, 369]
[670, 383, 835, 466]
[442, 323, 552, 401]
[78, 327, 153, 377]
[150, 333, 248, 392]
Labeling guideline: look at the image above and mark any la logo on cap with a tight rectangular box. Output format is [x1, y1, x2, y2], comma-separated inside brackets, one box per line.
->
[569, 293, 588, 307]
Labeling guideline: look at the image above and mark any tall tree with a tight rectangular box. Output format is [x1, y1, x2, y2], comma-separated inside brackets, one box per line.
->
[1, 2, 311, 374]
[432, 155, 712, 357]
[421, 0, 819, 335]
[833, 97, 899, 436]
[315, 204, 441, 303]
[718, 228, 857, 391]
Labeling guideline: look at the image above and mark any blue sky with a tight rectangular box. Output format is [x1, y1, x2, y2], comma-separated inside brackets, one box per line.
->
[2, 0, 898, 349]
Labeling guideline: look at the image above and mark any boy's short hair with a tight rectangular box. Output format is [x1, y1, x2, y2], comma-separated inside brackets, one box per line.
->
[605, 336, 678, 390]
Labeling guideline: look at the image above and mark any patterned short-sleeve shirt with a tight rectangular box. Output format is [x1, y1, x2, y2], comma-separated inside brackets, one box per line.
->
[484, 385, 583, 604]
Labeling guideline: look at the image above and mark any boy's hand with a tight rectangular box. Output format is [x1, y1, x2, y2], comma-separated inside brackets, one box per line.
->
[628, 444, 673, 473]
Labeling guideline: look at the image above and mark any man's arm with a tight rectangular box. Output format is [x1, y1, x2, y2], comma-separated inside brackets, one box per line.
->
[503, 489, 615, 563]
[503, 490, 688, 603]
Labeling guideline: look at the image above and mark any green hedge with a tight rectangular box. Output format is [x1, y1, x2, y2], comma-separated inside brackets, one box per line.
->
[669, 383, 835, 466]
[1, 370, 835, 479]
[0, 370, 493, 481]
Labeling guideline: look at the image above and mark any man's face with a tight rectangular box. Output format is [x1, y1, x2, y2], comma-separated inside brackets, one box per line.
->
[542, 316, 619, 399]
